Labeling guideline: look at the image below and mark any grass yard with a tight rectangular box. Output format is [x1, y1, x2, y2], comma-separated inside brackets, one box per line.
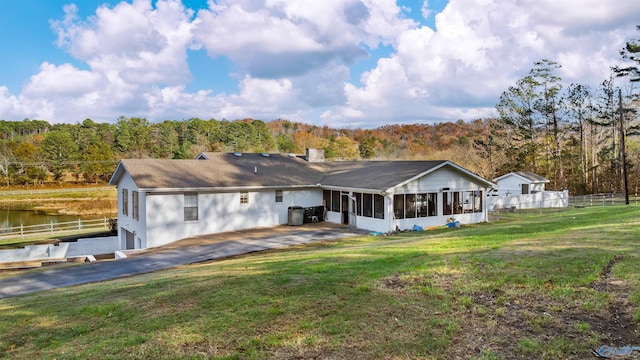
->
[0, 206, 639, 359]
[0, 187, 116, 216]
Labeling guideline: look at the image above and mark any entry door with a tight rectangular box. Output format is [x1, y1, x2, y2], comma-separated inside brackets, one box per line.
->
[341, 194, 349, 225]
[125, 230, 135, 250]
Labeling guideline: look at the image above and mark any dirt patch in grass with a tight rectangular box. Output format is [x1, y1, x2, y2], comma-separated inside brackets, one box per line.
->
[378, 256, 640, 359]
[588, 255, 638, 347]
[380, 274, 409, 291]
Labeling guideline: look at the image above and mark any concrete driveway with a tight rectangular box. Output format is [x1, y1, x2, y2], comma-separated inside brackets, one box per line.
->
[0, 223, 368, 299]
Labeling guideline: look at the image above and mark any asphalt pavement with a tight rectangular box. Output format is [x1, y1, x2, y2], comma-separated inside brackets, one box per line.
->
[0, 223, 368, 299]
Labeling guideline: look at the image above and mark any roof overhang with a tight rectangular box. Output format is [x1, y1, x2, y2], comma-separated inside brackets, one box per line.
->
[141, 184, 320, 194]
[493, 172, 549, 184]
[387, 161, 496, 192]
[319, 185, 386, 194]
[108, 160, 126, 186]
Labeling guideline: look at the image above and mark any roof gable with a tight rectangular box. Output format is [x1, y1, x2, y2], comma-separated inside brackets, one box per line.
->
[321, 160, 442, 191]
[493, 171, 549, 184]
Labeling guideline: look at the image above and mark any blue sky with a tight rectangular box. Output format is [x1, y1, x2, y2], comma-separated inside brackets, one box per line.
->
[1, 0, 639, 127]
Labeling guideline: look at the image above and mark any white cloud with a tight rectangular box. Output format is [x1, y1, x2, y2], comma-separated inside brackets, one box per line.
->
[324, 0, 640, 126]
[2, 0, 640, 127]
[51, 0, 195, 85]
[420, 0, 432, 19]
[23, 63, 103, 97]
[0, 87, 30, 120]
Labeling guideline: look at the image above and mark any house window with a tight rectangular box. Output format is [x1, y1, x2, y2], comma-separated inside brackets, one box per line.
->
[184, 193, 198, 221]
[323, 190, 331, 211]
[362, 193, 373, 217]
[405, 194, 416, 218]
[443, 191, 463, 215]
[395, 192, 438, 219]
[132, 191, 139, 220]
[240, 192, 249, 205]
[428, 193, 437, 216]
[354, 192, 362, 216]
[521, 184, 529, 194]
[331, 191, 340, 212]
[443, 192, 451, 215]
[417, 193, 428, 217]
[122, 189, 128, 216]
[275, 190, 283, 203]
[473, 191, 483, 212]
[374, 194, 384, 219]
[394, 194, 404, 219]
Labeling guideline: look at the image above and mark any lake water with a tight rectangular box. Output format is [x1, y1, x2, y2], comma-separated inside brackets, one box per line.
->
[0, 209, 95, 230]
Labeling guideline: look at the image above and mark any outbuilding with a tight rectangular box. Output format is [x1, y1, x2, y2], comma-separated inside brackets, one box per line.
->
[492, 171, 549, 196]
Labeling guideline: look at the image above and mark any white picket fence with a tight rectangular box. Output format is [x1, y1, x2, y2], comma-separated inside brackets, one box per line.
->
[0, 218, 114, 240]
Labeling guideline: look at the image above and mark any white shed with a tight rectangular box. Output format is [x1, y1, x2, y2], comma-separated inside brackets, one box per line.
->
[493, 171, 549, 196]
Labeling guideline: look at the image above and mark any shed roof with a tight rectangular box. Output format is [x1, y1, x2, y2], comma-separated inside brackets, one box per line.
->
[493, 171, 549, 183]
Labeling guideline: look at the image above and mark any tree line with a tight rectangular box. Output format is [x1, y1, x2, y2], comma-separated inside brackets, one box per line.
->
[1, 27, 639, 195]
[0, 117, 489, 186]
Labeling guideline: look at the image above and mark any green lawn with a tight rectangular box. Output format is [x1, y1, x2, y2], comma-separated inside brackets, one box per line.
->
[1, 206, 639, 359]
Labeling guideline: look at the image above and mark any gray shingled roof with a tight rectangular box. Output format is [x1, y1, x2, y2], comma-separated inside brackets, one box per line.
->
[110, 153, 325, 189]
[321, 160, 446, 191]
[110, 153, 493, 191]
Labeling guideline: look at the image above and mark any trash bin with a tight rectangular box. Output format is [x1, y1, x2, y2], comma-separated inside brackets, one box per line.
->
[288, 206, 304, 225]
[313, 206, 325, 222]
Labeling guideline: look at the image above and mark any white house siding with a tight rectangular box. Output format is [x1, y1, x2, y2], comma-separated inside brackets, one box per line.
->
[144, 188, 323, 248]
[278, 190, 325, 224]
[496, 175, 545, 196]
[116, 172, 146, 250]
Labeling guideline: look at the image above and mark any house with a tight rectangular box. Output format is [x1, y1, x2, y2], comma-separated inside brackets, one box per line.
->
[108, 150, 495, 250]
[492, 171, 549, 196]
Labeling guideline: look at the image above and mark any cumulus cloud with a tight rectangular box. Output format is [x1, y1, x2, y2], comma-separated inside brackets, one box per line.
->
[23, 63, 103, 97]
[1, 0, 639, 126]
[0, 87, 31, 120]
[323, 0, 640, 125]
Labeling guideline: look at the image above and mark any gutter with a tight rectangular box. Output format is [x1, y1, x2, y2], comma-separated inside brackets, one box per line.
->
[142, 184, 321, 194]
